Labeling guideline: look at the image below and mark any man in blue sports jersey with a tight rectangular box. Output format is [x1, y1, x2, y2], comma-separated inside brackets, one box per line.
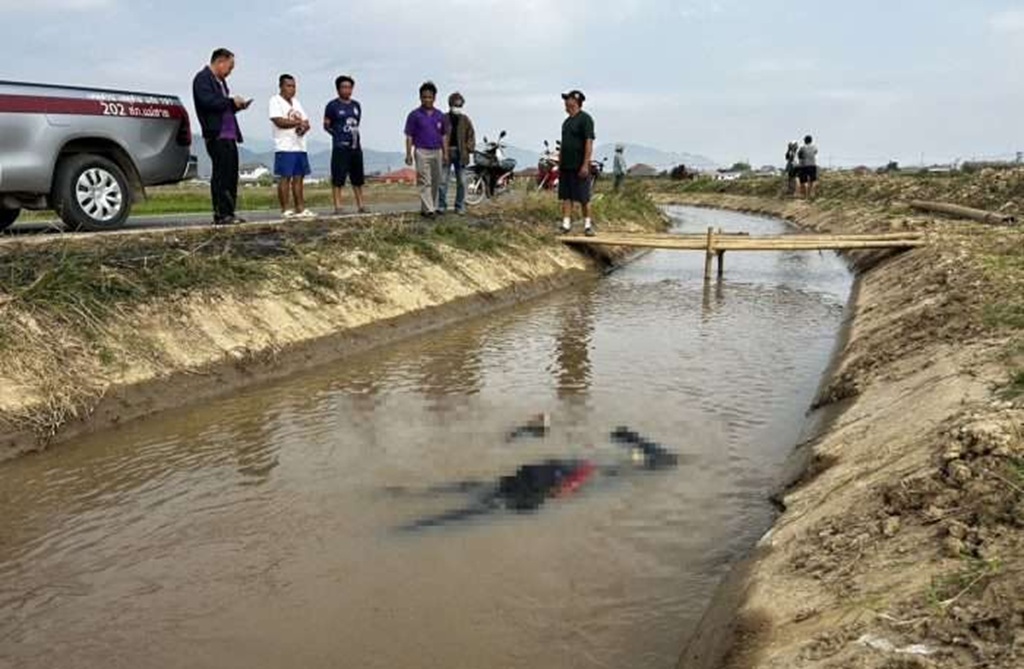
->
[324, 75, 367, 214]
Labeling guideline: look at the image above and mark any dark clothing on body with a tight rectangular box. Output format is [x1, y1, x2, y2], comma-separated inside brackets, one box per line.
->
[560, 110, 595, 171]
[192, 66, 244, 142]
[193, 67, 242, 221]
[559, 170, 592, 204]
[324, 99, 362, 149]
[331, 147, 366, 187]
[205, 138, 239, 222]
[446, 112, 476, 167]
[798, 165, 818, 184]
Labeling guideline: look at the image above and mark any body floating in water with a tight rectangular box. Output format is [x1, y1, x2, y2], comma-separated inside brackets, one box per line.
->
[400, 425, 680, 530]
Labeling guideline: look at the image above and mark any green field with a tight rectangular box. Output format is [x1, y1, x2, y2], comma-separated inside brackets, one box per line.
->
[20, 182, 422, 222]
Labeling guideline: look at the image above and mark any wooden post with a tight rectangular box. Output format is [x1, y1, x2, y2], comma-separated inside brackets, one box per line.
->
[716, 227, 725, 279]
[704, 226, 714, 281]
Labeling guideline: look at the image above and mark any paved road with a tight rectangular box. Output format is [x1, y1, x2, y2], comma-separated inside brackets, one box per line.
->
[4, 201, 422, 237]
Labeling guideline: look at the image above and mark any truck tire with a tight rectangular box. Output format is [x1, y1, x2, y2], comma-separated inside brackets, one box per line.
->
[52, 154, 132, 231]
[0, 207, 19, 232]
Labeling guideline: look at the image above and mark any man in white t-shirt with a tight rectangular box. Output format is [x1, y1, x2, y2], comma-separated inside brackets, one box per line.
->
[797, 134, 819, 200]
[269, 74, 314, 218]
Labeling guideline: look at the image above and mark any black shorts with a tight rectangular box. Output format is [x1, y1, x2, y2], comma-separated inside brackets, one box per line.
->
[558, 169, 592, 204]
[331, 147, 365, 187]
[798, 165, 818, 184]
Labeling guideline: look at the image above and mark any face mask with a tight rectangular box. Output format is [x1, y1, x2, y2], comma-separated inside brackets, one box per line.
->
[450, 107, 464, 115]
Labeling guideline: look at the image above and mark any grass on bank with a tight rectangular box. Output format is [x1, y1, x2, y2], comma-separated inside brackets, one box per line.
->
[0, 188, 662, 436]
[1, 216, 540, 333]
[507, 179, 665, 228]
[661, 169, 1024, 216]
[18, 182, 421, 222]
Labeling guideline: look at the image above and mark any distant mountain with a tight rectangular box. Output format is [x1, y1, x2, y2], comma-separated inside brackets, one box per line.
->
[496, 143, 717, 172]
[595, 144, 717, 170]
[501, 145, 543, 170]
[193, 140, 716, 178]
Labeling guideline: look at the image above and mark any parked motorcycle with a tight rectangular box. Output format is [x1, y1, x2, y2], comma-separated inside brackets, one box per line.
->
[589, 157, 607, 187]
[536, 141, 605, 192]
[466, 131, 517, 206]
[536, 140, 560, 191]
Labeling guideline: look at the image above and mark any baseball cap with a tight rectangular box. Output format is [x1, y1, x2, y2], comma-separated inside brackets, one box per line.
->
[561, 90, 586, 104]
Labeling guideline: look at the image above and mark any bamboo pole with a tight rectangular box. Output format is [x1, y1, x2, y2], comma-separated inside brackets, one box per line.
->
[561, 236, 925, 251]
[908, 200, 1017, 225]
[591, 231, 922, 241]
[716, 228, 725, 279]
[704, 226, 714, 281]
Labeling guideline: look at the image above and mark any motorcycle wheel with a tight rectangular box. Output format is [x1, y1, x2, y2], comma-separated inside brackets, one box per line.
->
[465, 173, 487, 206]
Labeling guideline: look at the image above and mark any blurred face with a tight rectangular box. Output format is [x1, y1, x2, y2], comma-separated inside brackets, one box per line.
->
[564, 97, 580, 115]
[420, 90, 435, 109]
[280, 78, 296, 100]
[338, 81, 354, 100]
[212, 56, 235, 79]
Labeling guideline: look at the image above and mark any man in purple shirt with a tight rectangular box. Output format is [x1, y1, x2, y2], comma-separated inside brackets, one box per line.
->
[192, 48, 252, 225]
[404, 81, 450, 218]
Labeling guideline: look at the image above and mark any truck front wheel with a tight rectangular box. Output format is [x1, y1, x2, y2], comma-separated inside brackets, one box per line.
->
[53, 154, 132, 231]
[0, 207, 19, 232]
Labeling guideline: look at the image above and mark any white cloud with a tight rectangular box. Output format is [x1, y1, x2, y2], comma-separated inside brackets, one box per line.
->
[0, 0, 112, 9]
[989, 8, 1024, 33]
[741, 57, 817, 75]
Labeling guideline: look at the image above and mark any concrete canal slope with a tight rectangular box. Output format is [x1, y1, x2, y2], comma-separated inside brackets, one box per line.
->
[0, 190, 665, 461]
[665, 182, 1024, 669]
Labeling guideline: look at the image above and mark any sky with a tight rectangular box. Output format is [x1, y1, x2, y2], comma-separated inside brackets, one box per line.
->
[2, 0, 1022, 167]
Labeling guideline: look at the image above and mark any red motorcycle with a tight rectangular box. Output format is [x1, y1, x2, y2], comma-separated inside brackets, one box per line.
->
[536, 140, 559, 191]
[536, 140, 605, 191]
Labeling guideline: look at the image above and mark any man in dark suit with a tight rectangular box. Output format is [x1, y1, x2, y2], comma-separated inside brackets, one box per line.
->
[192, 48, 252, 225]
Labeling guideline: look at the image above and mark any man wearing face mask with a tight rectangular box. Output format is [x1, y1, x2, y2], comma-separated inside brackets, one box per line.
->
[438, 92, 476, 215]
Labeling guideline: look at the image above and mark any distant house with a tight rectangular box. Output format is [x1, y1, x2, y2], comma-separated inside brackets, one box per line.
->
[239, 163, 271, 182]
[628, 163, 660, 178]
[714, 171, 742, 182]
[377, 167, 417, 185]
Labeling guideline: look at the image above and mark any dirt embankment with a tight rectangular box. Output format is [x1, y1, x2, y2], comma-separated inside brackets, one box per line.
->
[0, 190, 665, 461]
[663, 182, 1024, 669]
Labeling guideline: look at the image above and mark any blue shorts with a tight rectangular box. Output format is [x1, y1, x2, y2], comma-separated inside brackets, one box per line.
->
[274, 152, 311, 178]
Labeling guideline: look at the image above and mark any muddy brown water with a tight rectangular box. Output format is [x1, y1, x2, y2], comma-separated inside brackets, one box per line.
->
[0, 206, 852, 669]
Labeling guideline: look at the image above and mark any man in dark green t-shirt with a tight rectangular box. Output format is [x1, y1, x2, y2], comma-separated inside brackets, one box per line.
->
[559, 90, 596, 236]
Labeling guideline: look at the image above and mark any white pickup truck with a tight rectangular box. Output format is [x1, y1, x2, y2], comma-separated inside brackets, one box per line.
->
[0, 80, 197, 231]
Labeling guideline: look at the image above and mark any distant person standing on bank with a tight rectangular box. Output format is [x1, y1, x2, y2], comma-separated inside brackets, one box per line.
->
[405, 82, 450, 218]
[559, 90, 596, 236]
[785, 141, 799, 196]
[324, 75, 367, 215]
[192, 48, 252, 225]
[438, 92, 476, 215]
[797, 135, 819, 199]
[613, 144, 627, 193]
[269, 74, 314, 218]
